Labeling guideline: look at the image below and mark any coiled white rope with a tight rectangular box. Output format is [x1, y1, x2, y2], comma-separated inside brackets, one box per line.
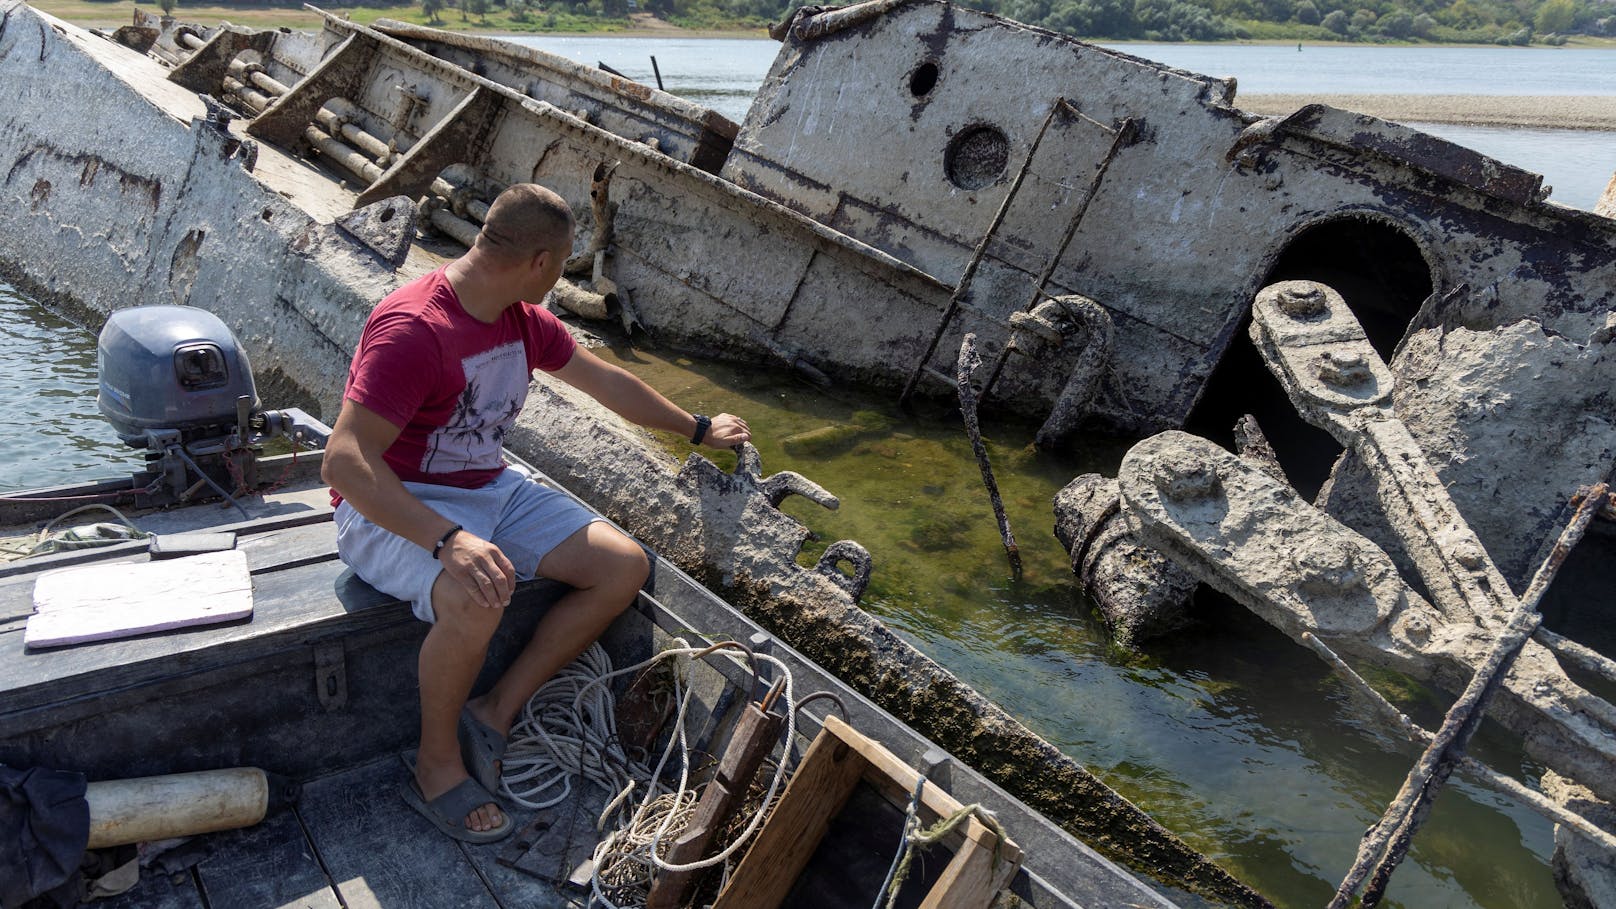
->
[501, 640, 798, 909]
[501, 643, 651, 810]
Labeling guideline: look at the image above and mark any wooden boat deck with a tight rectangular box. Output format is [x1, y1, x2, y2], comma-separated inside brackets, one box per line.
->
[0, 453, 1180, 909]
[103, 752, 597, 909]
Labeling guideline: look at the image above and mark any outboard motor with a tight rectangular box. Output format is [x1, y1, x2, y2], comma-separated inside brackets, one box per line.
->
[97, 305, 326, 506]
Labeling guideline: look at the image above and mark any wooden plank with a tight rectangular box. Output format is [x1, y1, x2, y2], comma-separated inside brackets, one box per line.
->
[920, 836, 1018, 909]
[823, 716, 1021, 862]
[26, 551, 254, 649]
[0, 558, 396, 709]
[466, 795, 598, 907]
[196, 807, 342, 909]
[712, 724, 870, 909]
[716, 716, 1021, 909]
[297, 755, 500, 909]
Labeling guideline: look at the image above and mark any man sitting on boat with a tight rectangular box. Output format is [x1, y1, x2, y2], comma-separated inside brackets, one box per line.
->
[322, 183, 750, 842]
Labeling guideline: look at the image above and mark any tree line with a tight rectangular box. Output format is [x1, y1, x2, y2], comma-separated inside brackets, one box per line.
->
[426, 0, 1612, 42]
[181, 0, 1613, 43]
[986, 0, 1609, 43]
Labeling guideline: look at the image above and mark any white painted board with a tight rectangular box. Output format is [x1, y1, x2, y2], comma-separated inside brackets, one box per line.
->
[26, 550, 254, 649]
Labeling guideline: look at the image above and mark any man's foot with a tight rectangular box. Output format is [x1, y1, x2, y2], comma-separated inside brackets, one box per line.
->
[400, 771, 513, 844]
[413, 755, 507, 835]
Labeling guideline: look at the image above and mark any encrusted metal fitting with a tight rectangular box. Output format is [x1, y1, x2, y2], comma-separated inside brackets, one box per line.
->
[1153, 455, 1222, 501]
[1316, 349, 1372, 388]
[1453, 541, 1486, 570]
[1276, 285, 1327, 318]
[1294, 539, 1363, 595]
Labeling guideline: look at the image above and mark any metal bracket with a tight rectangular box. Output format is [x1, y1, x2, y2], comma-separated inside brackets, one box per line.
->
[314, 642, 348, 712]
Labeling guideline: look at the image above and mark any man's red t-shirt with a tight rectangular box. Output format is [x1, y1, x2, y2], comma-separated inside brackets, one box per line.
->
[339, 268, 576, 497]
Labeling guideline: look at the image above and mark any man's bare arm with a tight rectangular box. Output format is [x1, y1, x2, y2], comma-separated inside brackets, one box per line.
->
[551, 347, 750, 447]
[322, 399, 515, 608]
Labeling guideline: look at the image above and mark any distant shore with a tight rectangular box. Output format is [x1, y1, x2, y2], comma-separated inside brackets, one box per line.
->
[1237, 93, 1616, 130]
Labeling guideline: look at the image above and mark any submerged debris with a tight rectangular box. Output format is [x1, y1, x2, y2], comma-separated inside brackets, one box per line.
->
[1053, 474, 1196, 647]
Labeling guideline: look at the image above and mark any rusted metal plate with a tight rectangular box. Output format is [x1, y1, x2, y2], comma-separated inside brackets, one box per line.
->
[1274, 104, 1544, 205]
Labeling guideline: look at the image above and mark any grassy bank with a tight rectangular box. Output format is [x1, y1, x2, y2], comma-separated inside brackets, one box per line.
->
[34, 0, 1616, 44]
[30, 0, 769, 36]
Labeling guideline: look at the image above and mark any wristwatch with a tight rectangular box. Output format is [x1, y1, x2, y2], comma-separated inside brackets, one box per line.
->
[690, 414, 712, 445]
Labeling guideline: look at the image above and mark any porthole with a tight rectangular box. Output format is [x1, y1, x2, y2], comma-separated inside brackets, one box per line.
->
[944, 125, 1009, 191]
[909, 61, 939, 98]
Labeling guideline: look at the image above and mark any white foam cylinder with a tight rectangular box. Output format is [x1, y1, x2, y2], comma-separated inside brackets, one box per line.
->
[85, 768, 269, 847]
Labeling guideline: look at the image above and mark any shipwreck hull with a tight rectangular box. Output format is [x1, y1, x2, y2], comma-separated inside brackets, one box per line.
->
[0, 5, 1270, 903]
[726, 0, 1616, 434]
[252, 11, 984, 400]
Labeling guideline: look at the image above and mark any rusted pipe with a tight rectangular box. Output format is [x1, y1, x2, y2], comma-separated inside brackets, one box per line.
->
[314, 107, 393, 167]
[227, 60, 289, 97]
[1301, 632, 1616, 855]
[304, 125, 382, 184]
[1334, 484, 1612, 909]
[427, 205, 481, 249]
[1533, 626, 1616, 685]
[221, 76, 271, 114]
[320, 98, 420, 156]
[956, 333, 1021, 579]
[247, 69, 288, 97]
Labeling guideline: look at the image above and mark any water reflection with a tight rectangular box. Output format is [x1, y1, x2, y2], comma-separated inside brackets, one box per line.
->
[0, 281, 136, 490]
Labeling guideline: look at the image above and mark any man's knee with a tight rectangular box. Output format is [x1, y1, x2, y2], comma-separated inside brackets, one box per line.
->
[430, 573, 504, 640]
[599, 530, 650, 595]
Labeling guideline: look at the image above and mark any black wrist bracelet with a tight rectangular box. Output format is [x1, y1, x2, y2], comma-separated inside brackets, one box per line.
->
[690, 413, 712, 445]
[431, 524, 462, 560]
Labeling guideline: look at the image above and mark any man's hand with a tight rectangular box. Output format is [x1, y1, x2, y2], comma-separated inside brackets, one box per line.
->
[704, 413, 751, 448]
[441, 531, 517, 609]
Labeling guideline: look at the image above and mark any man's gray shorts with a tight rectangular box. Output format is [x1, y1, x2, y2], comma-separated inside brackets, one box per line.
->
[334, 465, 602, 623]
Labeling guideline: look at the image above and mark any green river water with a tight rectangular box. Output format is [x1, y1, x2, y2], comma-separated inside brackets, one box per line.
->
[0, 278, 1563, 908]
[594, 343, 1560, 909]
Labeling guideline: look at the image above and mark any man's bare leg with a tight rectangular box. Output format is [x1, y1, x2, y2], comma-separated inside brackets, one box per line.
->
[466, 522, 648, 739]
[414, 573, 506, 833]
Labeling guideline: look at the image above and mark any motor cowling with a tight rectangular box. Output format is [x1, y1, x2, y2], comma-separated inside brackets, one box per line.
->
[97, 305, 258, 447]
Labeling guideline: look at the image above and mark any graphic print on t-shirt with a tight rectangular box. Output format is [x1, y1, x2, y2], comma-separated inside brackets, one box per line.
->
[421, 341, 528, 474]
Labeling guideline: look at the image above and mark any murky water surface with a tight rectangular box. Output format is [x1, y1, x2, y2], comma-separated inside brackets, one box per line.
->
[595, 342, 1559, 909]
[0, 281, 138, 491]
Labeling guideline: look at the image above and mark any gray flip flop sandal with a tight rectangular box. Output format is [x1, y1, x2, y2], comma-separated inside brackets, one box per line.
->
[459, 707, 508, 795]
[400, 775, 514, 844]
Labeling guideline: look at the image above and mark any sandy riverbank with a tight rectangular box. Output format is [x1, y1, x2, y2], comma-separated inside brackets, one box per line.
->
[1237, 93, 1616, 131]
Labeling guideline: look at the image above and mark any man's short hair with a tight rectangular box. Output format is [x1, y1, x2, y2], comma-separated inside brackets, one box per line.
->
[475, 183, 573, 262]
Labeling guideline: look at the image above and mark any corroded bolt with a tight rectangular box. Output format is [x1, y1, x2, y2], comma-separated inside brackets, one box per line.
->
[1295, 539, 1363, 595]
[1316, 350, 1372, 388]
[1401, 613, 1431, 646]
[1153, 455, 1221, 501]
[1276, 285, 1326, 318]
[1453, 542, 1485, 570]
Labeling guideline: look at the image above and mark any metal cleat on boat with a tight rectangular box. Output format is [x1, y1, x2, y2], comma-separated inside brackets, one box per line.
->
[1117, 279, 1616, 807]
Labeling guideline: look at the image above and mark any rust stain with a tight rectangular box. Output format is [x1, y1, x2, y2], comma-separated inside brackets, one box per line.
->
[609, 75, 653, 102]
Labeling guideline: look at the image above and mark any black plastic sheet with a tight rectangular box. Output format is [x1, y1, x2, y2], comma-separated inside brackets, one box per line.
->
[0, 764, 88, 909]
